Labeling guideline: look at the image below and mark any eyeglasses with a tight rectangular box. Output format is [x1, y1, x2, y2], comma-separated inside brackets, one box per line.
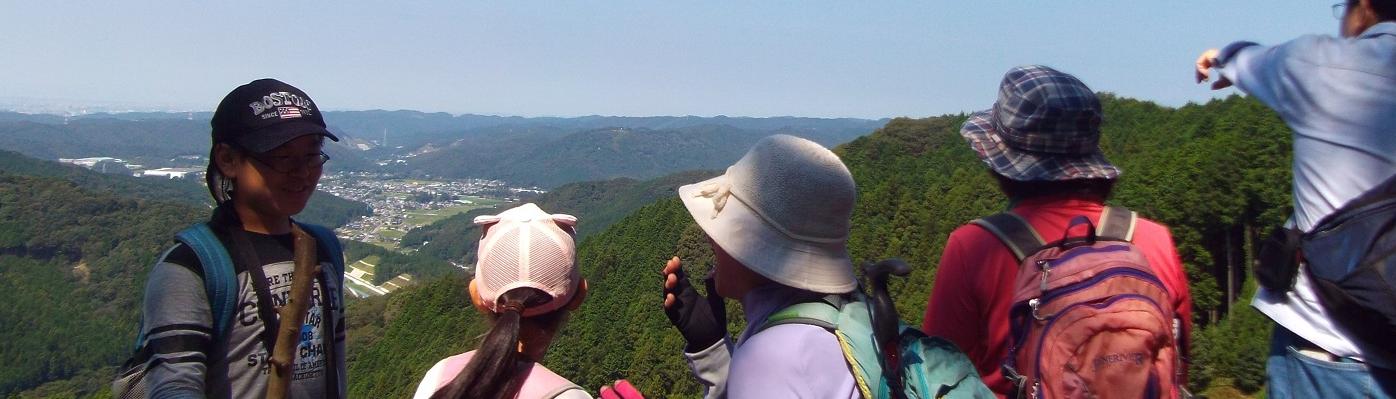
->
[247, 151, 330, 174]
[1333, 2, 1348, 19]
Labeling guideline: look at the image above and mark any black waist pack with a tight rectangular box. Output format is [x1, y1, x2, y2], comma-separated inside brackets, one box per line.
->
[1301, 173, 1396, 367]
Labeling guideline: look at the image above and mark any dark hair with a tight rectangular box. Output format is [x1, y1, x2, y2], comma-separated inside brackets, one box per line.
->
[991, 172, 1115, 201]
[431, 288, 568, 399]
[1372, 0, 1396, 21]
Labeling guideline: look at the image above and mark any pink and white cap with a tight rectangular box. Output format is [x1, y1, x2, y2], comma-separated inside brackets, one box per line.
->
[472, 203, 580, 317]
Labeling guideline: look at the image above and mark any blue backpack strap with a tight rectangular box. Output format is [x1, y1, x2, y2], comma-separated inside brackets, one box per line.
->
[175, 223, 239, 344]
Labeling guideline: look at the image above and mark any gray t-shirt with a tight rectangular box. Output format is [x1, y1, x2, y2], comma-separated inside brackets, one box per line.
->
[140, 230, 346, 399]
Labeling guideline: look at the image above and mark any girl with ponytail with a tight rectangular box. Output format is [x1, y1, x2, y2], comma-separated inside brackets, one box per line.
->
[413, 203, 591, 399]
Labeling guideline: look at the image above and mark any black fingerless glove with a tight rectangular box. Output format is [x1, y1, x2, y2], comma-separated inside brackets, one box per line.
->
[663, 267, 727, 352]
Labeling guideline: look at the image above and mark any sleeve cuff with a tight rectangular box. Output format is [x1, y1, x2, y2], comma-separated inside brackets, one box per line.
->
[683, 337, 733, 399]
[1216, 41, 1260, 65]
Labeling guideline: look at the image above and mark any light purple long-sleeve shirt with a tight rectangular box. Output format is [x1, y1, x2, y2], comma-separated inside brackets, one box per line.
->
[684, 284, 859, 399]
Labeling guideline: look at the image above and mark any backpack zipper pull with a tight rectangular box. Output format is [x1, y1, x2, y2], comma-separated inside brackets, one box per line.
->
[1029, 298, 1046, 320]
[1037, 260, 1050, 292]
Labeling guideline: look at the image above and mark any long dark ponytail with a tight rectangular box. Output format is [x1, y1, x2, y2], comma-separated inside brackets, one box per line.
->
[431, 287, 563, 399]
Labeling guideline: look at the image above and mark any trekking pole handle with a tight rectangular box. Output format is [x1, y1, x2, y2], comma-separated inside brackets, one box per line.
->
[865, 259, 911, 399]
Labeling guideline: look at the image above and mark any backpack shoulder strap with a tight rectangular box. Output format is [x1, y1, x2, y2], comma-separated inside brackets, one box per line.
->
[296, 222, 345, 274]
[758, 298, 842, 331]
[971, 212, 1046, 261]
[1097, 206, 1138, 242]
[175, 223, 238, 343]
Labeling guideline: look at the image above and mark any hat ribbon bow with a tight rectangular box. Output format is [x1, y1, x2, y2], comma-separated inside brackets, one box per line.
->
[695, 182, 732, 219]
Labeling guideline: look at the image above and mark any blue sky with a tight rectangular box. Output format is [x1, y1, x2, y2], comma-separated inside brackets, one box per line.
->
[0, 1, 1335, 118]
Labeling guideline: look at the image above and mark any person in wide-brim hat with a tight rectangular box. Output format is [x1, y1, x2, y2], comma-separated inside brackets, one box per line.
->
[660, 134, 863, 398]
[677, 134, 858, 295]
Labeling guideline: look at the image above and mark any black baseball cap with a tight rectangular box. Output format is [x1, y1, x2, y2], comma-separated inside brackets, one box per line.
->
[210, 78, 339, 153]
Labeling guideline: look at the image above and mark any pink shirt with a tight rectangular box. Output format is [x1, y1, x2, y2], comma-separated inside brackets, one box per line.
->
[413, 351, 591, 399]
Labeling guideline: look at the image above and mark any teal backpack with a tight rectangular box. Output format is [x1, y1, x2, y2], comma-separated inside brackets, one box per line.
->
[758, 260, 994, 399]
[112, 221, 345, 399]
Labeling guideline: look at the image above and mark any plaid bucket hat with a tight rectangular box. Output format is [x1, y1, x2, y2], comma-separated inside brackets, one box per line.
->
[961, 65, 1119, 181]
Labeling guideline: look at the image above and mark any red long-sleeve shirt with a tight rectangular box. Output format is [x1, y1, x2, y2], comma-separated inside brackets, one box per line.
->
[921, 196, 1193, 398]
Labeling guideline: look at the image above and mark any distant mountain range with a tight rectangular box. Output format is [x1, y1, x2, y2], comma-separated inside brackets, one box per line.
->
[0, 110, 883, 188]
[406, 124, 857, 187]
[0, 150, 370, 229]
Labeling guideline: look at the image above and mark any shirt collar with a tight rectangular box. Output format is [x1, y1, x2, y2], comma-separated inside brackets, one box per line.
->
[736, 283, 823, 343]
[1010, 194, 1107, 213]
[1361, 21, 1396, 38]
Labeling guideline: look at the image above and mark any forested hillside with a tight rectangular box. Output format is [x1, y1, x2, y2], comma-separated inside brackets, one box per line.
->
[0, 175, 206, 396]
[346, 94, 1288, 397]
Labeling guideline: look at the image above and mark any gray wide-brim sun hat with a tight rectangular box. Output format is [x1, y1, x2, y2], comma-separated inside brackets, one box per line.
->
[677, 134, 858, 294]
[961, 65, 1120, 181]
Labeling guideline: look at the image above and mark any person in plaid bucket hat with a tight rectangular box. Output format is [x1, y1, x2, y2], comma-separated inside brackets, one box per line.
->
[921, 65, 1194, 396]
[960, 65, 1119, 182]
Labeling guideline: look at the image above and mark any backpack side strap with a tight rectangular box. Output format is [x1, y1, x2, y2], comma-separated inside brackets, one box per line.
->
[175, 224, 239, 344]
[1097, 206, 1138, 242]
[972, 212, 1046, 262]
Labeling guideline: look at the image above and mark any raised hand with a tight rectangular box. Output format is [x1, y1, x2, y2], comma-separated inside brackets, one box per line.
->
[1195, 49, 1233, 90]
[662, 256, 727, 352]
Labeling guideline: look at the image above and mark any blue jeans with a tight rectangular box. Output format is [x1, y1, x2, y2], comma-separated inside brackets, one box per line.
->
[1267, 325, 1396, 398]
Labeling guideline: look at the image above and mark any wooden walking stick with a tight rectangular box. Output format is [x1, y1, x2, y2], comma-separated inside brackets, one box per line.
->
[266, 224, 320, 399]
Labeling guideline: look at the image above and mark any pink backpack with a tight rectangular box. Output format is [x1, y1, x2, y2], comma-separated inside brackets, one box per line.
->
[973, 207, 1181, 399]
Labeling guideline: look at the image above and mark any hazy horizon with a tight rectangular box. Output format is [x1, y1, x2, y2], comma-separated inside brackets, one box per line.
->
[3, 1, 1334, 119]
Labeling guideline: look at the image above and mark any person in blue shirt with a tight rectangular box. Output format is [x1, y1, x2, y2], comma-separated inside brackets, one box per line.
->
[1195, 1, 1396, 397]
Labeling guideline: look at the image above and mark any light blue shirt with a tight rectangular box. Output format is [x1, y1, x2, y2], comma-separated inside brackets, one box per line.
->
[1215, 22, 1396, 366]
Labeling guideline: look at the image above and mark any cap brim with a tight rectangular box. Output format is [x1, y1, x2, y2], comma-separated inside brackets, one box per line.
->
[678, 175, 856, 294]
[961, 110, 1119, 181]
[234, 120, 340, 154]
